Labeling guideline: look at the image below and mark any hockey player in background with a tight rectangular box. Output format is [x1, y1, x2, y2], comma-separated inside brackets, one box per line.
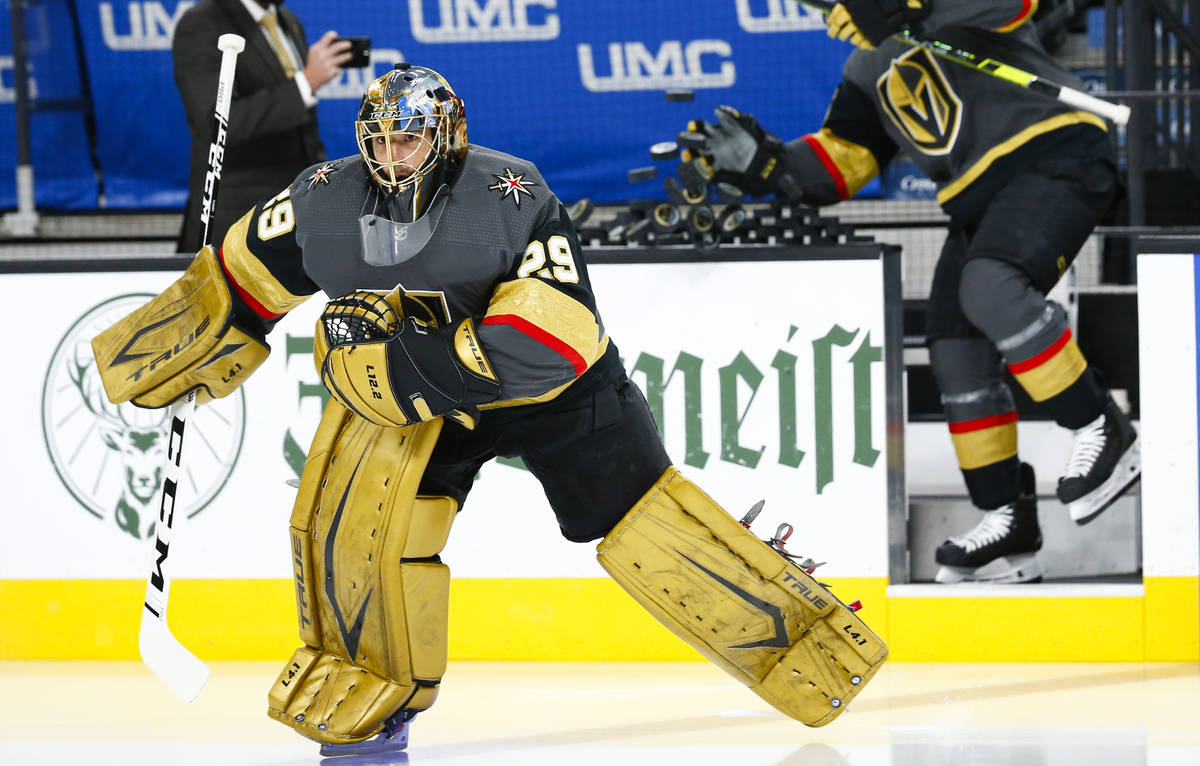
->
[682, 0, 1139, 584]
[91, 65, 886, 756]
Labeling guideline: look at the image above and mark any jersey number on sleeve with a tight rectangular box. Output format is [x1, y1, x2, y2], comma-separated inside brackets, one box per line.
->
[257, 188, 295, 241]
[517, 236, 579, 284]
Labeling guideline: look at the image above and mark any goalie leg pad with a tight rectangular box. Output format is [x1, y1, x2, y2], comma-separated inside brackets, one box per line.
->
[270, 400, 454, 745]
[90, 246, 269, 407]
[596, 467, 888, 726]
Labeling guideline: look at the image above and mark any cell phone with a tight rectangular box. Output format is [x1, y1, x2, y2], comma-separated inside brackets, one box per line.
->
[335, 36, 371, 69]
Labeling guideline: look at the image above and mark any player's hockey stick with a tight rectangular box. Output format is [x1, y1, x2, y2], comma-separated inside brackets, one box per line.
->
[138, 32, 245, 703]
[796, 0, 1131, 126]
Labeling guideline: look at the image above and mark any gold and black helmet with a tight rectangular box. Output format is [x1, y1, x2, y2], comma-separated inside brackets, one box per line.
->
[355, 64, 468, 217]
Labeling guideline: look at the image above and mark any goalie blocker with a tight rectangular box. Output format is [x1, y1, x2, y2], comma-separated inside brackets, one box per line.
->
[90, 246, 269, 407]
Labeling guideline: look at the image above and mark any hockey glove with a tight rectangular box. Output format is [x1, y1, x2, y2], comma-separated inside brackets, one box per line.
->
[827, 0, 931, 49]
[681, 106, 796, 200]
[318, 291, 500, 428]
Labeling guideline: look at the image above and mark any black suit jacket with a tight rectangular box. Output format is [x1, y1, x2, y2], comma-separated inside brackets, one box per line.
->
[173, 0, 327, 253]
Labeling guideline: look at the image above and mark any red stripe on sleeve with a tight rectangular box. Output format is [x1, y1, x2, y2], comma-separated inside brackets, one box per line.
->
[999, 0, 1034, 30]
[947, 410, 1018, 434]
[1008, 329, 1071, 375]
[481, 314, 587, 376]
[803, 134, 848, 201]
[218, 247, 283, 320]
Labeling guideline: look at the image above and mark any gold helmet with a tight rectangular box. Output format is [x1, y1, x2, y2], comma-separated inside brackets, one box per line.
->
[355, 63, 468, 219]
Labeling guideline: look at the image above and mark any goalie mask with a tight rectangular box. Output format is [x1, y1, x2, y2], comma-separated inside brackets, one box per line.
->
[355, 64, 468, 222]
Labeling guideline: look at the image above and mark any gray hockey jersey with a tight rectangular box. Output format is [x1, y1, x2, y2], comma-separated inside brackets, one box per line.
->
[216, 145, 613, 406]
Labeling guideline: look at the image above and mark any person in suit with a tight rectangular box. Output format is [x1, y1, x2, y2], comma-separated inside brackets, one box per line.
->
[173, 0, 352, 253]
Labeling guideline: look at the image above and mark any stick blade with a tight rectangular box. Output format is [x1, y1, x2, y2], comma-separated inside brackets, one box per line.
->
[139, 613, 210, 702]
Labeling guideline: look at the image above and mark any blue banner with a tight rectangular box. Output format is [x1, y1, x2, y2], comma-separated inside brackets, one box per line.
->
[23, 0, 864, 210]
[0, 0, 98, 210]
[75, 0, 192, 208]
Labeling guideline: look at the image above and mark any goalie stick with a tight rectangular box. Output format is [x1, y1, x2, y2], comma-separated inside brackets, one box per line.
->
[797, 0, 1131, 126]
[138, 32, 245, 703]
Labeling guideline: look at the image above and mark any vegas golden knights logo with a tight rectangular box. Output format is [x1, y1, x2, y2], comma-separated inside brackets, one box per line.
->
[876, 47, 962, 156]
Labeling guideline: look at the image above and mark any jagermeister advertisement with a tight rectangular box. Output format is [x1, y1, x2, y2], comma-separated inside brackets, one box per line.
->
[8, 258, 889, 581]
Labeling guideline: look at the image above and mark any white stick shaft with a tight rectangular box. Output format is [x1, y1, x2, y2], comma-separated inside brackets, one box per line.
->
[1057, 85, 1131, 126]
[215, 34, 244, 120]
[139, 34, 245, 703]
[200, 34, 245, 247]
[139, 390, 209, 701]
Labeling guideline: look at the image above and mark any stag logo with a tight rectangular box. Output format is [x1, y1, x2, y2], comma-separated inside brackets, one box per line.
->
[42, 295, 245, 539]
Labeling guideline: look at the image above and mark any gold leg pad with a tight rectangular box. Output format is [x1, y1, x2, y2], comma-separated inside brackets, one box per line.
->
[597, 467, 887, 726]
[275, 401, 453, 744]
[267, 645, 437, 745]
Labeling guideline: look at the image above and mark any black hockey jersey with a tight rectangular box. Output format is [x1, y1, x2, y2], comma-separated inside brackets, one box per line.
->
[216, 145, 615, 408]
[784, 0, 1113, 222]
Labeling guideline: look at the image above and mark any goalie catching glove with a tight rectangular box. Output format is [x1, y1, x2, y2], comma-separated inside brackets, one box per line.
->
[681, 107, 799, 200]
[316, 290, 500, 428]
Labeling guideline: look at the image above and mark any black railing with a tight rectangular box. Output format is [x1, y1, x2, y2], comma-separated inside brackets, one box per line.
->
[1107, 0, 1200, 230]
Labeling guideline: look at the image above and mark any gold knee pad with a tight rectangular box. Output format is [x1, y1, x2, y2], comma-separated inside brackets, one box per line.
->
[597, 468, 888, 727]
[268, 399, 455, 746]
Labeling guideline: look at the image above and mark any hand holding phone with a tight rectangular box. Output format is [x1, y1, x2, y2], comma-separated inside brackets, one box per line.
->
[334, 36, 371, 69]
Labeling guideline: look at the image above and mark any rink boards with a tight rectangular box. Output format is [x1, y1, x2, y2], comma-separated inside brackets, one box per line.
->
[0, 245, 1196, 662]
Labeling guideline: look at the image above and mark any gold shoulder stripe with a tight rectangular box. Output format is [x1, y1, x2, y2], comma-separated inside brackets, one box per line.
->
[483, 279, 603, 370]
[937, 111, 1107, 204]
[220, 209, 309, 316]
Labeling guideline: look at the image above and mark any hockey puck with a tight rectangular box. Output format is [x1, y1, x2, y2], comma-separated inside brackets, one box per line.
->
[650, 141, 680, 161]
[676, 130, 707, 150]
[624, 217, 651, 242]
[683, 183, 708, 205]
[676, 163, 710, 204]
[627, 166, 658, 183]
[718, 205, 746, 234]
[689, 205, 716, 234]
[713, 182, 744, 203]
[665, 88, 695, 102]
[693, 230, 719, 252]
[652, 202, 682, 232]
[566, 198, 593, 225]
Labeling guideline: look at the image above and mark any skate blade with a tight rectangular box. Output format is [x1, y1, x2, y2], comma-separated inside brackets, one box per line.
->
[1070, 442, 1142, 525]
[935, 554, 1043, 584]
[320, 753, 409, 766]
[320, 754, 409, 766]
[318, 726, 409, 759]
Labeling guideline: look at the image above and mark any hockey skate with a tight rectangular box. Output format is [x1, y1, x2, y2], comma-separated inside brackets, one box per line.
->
[318, 710, 413, 759]
[1056, 398, 1141, 525]
[935, 463, 1043, 584]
